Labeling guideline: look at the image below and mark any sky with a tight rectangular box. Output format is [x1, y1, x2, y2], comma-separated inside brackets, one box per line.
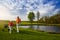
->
[0, 0, 60, 21]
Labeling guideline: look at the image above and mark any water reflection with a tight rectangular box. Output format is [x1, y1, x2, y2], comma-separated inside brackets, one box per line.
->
[19, 26, 60, 33]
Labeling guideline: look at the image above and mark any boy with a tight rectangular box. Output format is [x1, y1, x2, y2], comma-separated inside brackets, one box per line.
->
[8, 20, 14, 34]
[16, 16, 21, 33]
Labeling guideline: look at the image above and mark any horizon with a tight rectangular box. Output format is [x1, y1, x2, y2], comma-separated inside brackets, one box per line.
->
[0, 0, 60, 21]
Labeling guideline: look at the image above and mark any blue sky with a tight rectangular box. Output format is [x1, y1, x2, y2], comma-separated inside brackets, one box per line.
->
[0, 0, 60, 21]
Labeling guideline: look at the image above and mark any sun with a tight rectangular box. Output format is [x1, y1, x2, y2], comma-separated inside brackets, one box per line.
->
[0, 6, 10, 20]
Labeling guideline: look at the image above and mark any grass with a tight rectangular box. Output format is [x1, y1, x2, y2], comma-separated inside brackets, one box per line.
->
[19, 21, 60, 26]
[0, 27, 60, 40]
[0, 20, 60, 26]
[0, 20, 60, 40]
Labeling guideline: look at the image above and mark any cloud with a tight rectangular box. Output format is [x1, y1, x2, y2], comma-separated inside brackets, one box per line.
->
[0, 0, 60, 21]
[0, 6, 10, 20]
[0, 5, 17, 20]
[38, 2, 56, 16]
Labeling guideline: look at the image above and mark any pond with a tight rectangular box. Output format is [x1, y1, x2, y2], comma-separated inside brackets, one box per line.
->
[19, 25, 60, 33]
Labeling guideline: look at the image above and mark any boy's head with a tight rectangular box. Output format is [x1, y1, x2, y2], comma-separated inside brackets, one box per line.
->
[9, 20, 12, 22]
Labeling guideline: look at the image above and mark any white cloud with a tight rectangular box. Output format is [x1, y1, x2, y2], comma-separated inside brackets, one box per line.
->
[0, 6, 10, 19]
[0, 5, 17, 21]
[0, 0, 59, 21]
[38, 2, 56, 16]
[53, 9, 60, 15]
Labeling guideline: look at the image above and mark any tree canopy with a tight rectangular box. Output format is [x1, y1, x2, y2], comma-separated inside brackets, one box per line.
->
[28, 12, 35, 21]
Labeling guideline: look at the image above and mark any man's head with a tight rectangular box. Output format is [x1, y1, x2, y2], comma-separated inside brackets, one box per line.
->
[17, 16, 19, 18]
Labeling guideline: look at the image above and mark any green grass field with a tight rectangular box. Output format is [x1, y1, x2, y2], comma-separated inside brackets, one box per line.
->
[0, 20, 60, 26]
[0, 28, 60, 40]
[0, 20, 60, 40]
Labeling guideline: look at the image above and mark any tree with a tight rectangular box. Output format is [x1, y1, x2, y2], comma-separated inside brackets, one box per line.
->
[37, 11, 40, 21]
[39, 17, 45, 23]
[48, 13, 60, 24]
[44, 16, 49, 24]
[37, 11, 40, 30]
[28, 12, 35, 21]
[28, 12, 35, 28]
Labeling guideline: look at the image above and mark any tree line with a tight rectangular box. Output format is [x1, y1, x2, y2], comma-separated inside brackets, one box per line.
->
[27, 11, 60, 24]
[39, 12, 60, 24]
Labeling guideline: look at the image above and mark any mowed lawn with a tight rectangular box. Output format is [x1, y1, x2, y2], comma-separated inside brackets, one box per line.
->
[0, 27, 60, 40]
[0, 20, 60, 40]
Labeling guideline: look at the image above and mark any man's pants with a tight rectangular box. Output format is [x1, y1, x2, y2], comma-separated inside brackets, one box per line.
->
[8, 26, 12, 34]
[16, 24, 19, 33]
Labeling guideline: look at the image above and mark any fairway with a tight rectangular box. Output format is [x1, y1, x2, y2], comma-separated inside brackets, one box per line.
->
[0, 28, 60, 40]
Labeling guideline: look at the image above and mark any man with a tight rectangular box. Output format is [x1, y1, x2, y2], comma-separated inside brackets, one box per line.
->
[16, 16, 21, 33]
